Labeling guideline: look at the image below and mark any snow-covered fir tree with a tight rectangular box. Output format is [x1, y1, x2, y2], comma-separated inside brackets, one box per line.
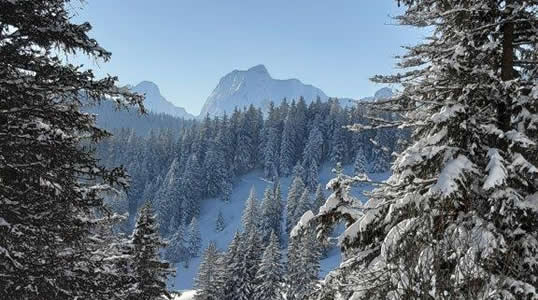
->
[241, 187, 260, 236]
[280, 113, 296, 176]
[194, 241, 221, 300]
[303, 126, 324, 167]
[294, 230, 321, 300]
[329, 105, 348, 164]
[285, 235, 302, 300]
[204, 139, 230, 199]
[164, 223, 187, 264]
[304, 157, 319, 190]
[353, 146, 367, 175]
[0, 0, 145, 298]
[305, 1, 538, 299]
[254, 231, 284, 300]
[235, 230, 263, 300]
[292, 162, 306, 182]
[273, 181, 284, 242]
[263, 127, 280, 179]
[260, 186, 277, 243]
[286, 176, 306, 234]
[155, 158, 183, 236]
[368, 144, 390, 173]
[293, 189, 312, 232]
[186, 217, 201, 258]
[215, 210, 225, 232]
[312, 184, 326, 214]
[130, 203, 174, 300]
[180, 154, 203, 224]
[219, 232, 243, 300]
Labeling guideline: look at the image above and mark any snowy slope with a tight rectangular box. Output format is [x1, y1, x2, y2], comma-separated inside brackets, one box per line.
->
[168, 163, 390, 291]
[199, 65, 328, 116]
[132, 81, 195, 119]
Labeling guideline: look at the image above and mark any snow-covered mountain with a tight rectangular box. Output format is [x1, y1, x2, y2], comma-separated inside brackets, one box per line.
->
[199, 65, 329, 116]
[358, 87, 394, 103]
[133, 81, 195, 119]
[199, 65, 394, 116]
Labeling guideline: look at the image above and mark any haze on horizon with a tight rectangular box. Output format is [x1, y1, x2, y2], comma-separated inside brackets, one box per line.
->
[73, 1, 424, 115]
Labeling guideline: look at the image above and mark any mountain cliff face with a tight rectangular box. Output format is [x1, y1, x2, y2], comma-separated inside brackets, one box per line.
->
[199, 65, 328, 116]
[133, 81, 194, 119]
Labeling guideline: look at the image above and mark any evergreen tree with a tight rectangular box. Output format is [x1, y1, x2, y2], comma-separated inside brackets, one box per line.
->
[312, 1, 538, 299]
[304, 157, 319, 191]
[273, 181, 284, 242]
[303, 126, 324, 166]
[130, 203, 174, 300]
[241, 187, 259, 236]
[0, 1, 145, 298]
[286, 176, 305, 234]
[220, 232, 243, 300]
[155, 158, 183, 236]
[295, 230, 320, 300]
[353, 146, 367, 175]
[180, 154, 203, 224]
[186, 217, 201, 258]
[285, 235, 301, 300]
[164, 225, 187, 264]
[263, 127, 280, 179]
[215, 210, 225, 232]
[260, 186, 282, 243]
[329, 108, 347, 164]
[220, 178, 233, 203]
[293, 189, 312, 231]
[254, 232, 284, 300]
[233, 107, 256, 174]
[194, 241, 220, 300]
[312, 184, 326, 215]
[368, 145, 390, 173]
[279, 114, 296, 176]
[204, 140, 229, 198]
[292, 162, 306, 182]
[235, 230, 263, 300]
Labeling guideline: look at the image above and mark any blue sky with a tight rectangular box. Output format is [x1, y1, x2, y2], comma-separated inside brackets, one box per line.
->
[73, 1, 423, 115]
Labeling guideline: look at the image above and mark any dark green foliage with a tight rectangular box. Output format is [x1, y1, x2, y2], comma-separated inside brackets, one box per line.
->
[131, 203, 174, 300]
[0, 0, 145, 298]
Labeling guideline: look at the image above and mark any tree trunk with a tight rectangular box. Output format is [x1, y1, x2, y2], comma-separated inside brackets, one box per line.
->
[499, 0, 514, 134]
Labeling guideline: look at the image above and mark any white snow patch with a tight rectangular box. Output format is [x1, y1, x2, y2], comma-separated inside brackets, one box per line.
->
[173, 290, 196, 300]
[318, 193, 339, 214]
[0, 217, 10, 228]
[290, 210, 314, 238]
[483, 148, 506, 190]
[381, 218, 417, 259]
[431, 155, 475, 196]
[430, 104, 464, 123]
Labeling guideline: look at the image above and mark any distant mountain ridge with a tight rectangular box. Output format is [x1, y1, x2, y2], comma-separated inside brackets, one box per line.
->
[199, 65, 329, 116]
[132, 81, 195, 119]
[199, 64, 393, 117]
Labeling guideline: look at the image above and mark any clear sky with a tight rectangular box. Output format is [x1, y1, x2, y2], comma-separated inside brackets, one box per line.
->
[72, 1, 424, 115]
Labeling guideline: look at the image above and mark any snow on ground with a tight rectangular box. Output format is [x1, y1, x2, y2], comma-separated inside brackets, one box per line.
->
[168, 163, 389, 291]
[172, 290, 196, 300]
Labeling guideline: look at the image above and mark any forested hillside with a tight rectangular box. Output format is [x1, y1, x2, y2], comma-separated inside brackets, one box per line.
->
[97, 97, 406, 240]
